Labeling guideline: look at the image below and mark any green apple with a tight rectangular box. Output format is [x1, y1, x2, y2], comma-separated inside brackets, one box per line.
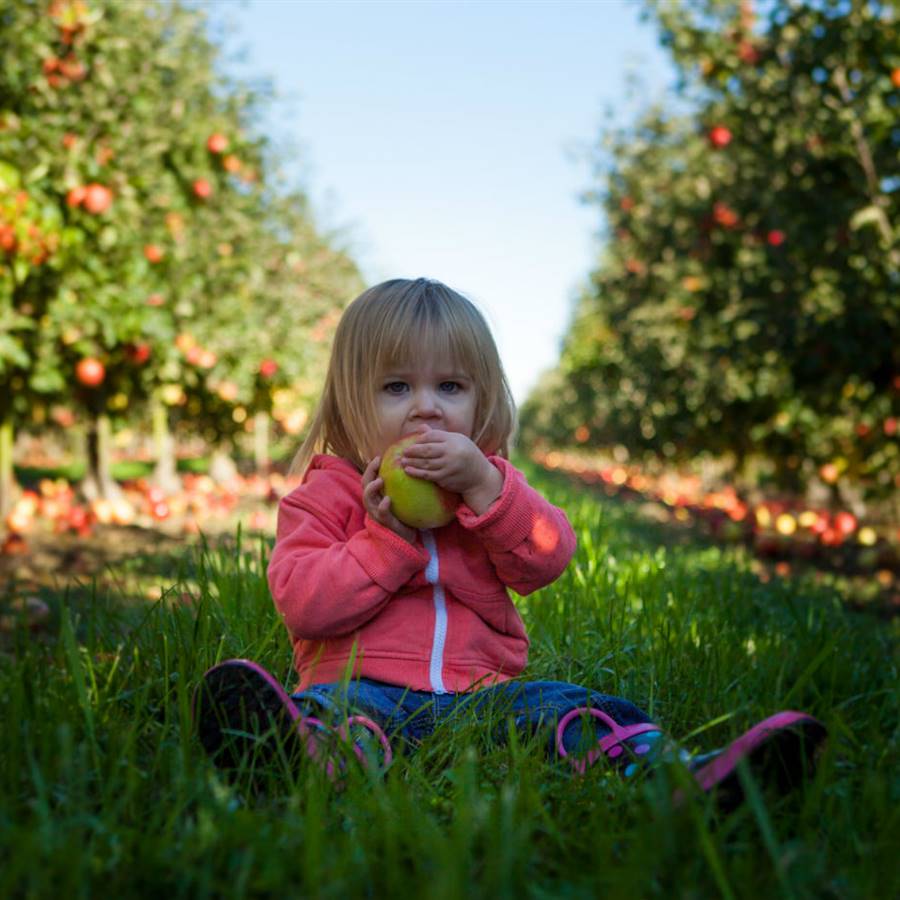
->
[379, 435, 459, 529]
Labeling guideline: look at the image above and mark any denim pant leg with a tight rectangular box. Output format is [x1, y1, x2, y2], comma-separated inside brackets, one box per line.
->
[291, 679, 441, 754]
[439, 679, 660, 763]
[292, 678, 664, 774]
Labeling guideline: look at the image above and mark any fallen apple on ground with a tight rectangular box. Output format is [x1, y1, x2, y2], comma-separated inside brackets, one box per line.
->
[378, 435, 459, 530]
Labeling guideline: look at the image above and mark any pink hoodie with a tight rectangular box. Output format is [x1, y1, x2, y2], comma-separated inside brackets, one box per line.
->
[267, 454, 577, 693]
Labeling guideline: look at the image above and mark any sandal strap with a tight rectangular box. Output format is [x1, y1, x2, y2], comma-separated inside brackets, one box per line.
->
[337, 714, 394, 768]
[556, 706, 664, 774]
[297, 714, 393, 782]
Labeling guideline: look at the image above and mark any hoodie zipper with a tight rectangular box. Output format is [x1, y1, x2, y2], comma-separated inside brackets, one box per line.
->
[420, 529, 448, 694]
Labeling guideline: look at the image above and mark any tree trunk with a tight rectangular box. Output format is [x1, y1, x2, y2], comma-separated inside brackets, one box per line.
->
[253, 411, 269, 473]
[0, 413, 13, 518]
[82, 412, 122, 501]
[151, 398, 181, 495]
[209, 443, 238, 484]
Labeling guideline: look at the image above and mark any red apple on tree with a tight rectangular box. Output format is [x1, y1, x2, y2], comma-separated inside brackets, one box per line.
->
[83, 183, 113, 214]
[193, 178, 212, 200]
[712, 202, 739, 228]
[59, 55, 87, 81]
[217, 381, 239, 402]
[207, 132, 228, 154]
[0, 225, 15, 254]
[144, 244, 164, 263]
[76, 357, 105, 387]
[126, 343, 151, 365]
[819, 462, 839, 483]
[737, 40, 759, 64]
[708, 125, 732, 148]
[259, 358, 279, 378]
[66, 186, 86, 207]
[175, 332, 195, 353]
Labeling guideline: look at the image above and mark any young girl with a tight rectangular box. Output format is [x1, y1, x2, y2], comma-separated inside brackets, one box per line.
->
[194, 277, 826, 809]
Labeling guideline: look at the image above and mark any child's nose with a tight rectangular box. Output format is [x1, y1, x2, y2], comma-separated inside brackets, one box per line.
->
[411, 388, 440, 416]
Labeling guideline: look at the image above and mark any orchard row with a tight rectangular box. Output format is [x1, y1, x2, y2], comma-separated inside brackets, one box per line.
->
[0, 0, 363, 512]
[521, 1, 899, 506]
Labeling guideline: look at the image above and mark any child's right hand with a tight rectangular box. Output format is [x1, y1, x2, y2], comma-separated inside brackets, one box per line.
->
[362, 457, 418, 544]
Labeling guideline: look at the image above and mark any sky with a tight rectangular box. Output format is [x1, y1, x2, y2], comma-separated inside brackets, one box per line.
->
[211, 0, 679, 404]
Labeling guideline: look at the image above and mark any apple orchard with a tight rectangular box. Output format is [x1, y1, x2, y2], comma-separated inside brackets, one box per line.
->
[521, 0, 899, 571]
[1, 0, 899, 593]
[0, 0, 362, 536]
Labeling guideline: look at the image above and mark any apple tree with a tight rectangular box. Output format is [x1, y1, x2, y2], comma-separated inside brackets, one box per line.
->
[0, 0, 358, 508]
[522, 0, 899, 509]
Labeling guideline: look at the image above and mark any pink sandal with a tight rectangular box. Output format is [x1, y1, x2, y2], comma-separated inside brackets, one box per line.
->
[193, 659, 393, 784]
[679, 710, 827, 812]
[555, 706, 665, 775]
[556, 706, 827, 811]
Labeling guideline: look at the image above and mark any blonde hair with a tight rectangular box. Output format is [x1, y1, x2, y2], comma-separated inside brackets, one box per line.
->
[289, 277, 517, 476]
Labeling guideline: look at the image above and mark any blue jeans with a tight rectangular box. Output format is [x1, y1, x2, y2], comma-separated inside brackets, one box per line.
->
[292, 678, 657, 763]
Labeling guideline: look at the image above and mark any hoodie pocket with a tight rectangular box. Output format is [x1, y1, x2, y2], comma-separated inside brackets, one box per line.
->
[449, 585, 526, 640]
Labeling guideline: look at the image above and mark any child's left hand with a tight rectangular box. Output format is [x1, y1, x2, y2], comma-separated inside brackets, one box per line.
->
[400, 428, 503, 514]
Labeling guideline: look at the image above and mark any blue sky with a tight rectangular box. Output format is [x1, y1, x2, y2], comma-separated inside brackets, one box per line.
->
[212, 0, 678, 404]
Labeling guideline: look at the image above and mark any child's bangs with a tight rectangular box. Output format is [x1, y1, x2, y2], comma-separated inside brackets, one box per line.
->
[375, 300, 481, 377]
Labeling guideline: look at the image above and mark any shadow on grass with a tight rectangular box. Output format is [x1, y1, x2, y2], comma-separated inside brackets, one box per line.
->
[0, 522, 273, 650]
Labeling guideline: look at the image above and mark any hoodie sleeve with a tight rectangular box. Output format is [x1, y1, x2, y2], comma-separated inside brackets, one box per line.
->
[267, 479, 429, 640]
[455, 457, 576, 596]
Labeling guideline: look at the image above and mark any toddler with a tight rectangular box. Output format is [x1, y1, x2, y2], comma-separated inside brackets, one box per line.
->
[194, 277, 826, 809]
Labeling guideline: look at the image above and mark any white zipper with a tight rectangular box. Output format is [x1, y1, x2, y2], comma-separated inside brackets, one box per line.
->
[421, 529, 448, 694]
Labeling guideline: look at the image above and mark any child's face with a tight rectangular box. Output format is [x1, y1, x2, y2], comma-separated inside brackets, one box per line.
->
[373, 352, 477, 455]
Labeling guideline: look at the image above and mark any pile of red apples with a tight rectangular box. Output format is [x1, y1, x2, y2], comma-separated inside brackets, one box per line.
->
[1, 470, 298, 555]
[535, 449, 899, 581]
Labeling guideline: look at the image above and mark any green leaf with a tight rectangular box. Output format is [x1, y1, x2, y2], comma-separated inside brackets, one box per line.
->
[24, 162, 49, 184]
[0, 160, 21, 190]
[12, 259, 29, 283]
[98, 225, 118, 250]
[849, 204, 889, 234]
[0, 334, 30, 370]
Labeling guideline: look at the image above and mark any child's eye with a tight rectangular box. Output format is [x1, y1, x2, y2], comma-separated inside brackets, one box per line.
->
[440, 381, 462, 394]
[384, 381, 408, 394]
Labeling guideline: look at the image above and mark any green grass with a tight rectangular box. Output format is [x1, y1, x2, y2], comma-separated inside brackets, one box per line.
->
[1, 458, 897, 899]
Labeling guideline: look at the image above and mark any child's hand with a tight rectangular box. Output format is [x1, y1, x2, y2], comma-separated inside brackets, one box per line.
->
[400, 428, 503, 515]
[362, 457, 418, 544]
